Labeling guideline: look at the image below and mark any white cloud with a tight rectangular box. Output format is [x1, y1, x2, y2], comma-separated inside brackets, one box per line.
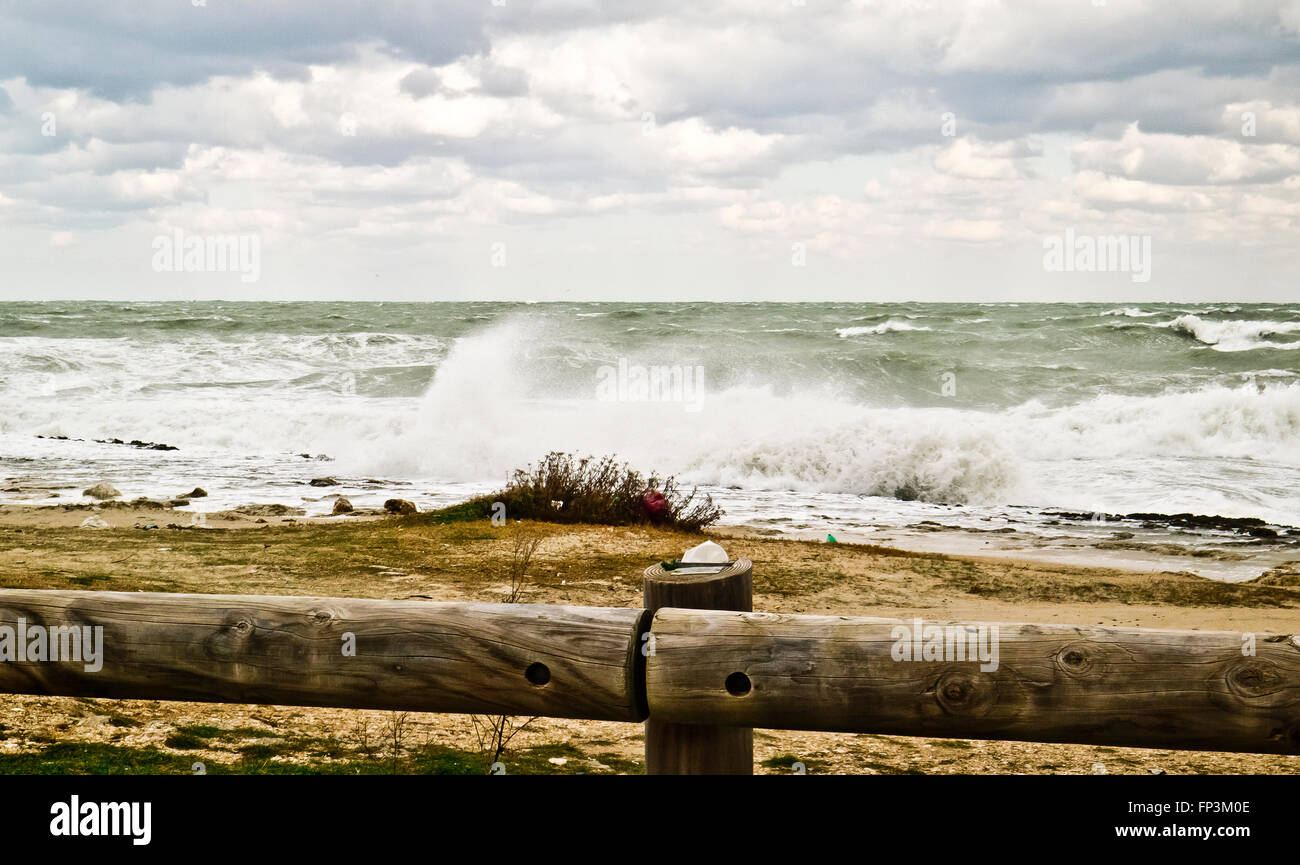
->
[0, 0, 1298, 300]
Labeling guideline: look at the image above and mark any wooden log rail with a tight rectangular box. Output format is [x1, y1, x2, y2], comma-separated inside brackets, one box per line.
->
[644, 610, 1300, 755]
[0, 591, 648, 722]
[0, 587, 1297, 761]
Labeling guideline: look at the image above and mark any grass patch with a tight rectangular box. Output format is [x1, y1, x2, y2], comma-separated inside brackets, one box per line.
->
[67, 574, 111, 587]
[0, 743, 198, 774]
[760, 753, 832, 774]
[0, 739, 641, 775]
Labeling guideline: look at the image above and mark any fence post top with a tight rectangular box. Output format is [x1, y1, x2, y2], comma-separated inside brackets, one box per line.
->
[643, 557, 752, 586]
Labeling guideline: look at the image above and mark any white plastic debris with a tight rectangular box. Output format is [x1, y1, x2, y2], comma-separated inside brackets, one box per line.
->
[79, 515, 110, 530]
[676, 540, 729, 574]
[683, 540, 728, 563]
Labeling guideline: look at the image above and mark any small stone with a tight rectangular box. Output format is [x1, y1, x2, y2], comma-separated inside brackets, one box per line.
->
[184, 488, 208, 499]
[234, 504, 307, 517]
[83, 482, 121, 500]
[332, 497, 354, 515]
[309, 478, 339, 487]
[383, 499, 417, 516]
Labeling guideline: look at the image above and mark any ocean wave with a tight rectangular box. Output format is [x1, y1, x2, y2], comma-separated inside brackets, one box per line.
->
[1163, 314, 1300, 351]
[4, 307, 1300, 522]
[353, 325, 1300, 508]
[1100, 307, 1158, 317]
[836, 319, 933, 338]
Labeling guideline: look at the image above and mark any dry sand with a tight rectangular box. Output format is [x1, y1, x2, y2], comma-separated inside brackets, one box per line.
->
[0, 501, 1296, 774]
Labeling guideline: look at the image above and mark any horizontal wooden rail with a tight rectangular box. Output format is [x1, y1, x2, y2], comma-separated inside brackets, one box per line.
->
[644, 610, 1300, 754]
[0, 589, 1297, 756]
[0, 590, 647, 722]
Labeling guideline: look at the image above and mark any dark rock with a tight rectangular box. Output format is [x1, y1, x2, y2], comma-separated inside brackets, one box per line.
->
[332, 497, 354, 515]
[310, 477, 340, 487]
[184, 488, 208, 499]
[234, 504, 307, 517]
[384, 498, 418, 516]
[94, 438, 179, 452]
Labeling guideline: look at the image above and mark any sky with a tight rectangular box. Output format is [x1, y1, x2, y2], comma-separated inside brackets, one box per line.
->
[1, 0, 1298, 302]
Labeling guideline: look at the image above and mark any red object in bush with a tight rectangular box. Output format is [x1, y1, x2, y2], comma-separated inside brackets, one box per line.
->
[642, 488, 668, 517]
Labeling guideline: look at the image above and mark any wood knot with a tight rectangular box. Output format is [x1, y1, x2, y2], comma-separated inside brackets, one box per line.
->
[1226, 658, 1283, 699]
[308, 609, 335, 626]
[231, 619, 253, 635]
[1055, 642, 1099, 678]
[743, 612, 782, 623]
[933, 669, 995, 717]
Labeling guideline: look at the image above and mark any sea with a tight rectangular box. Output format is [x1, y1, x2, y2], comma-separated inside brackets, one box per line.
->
[1, 301, 1297, 581]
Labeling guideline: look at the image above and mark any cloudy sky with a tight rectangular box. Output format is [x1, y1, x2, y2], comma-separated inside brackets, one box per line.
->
[1, 0, 1298, 302]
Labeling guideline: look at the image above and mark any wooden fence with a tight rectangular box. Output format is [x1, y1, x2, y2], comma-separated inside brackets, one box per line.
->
[0, 558, 1297, 773]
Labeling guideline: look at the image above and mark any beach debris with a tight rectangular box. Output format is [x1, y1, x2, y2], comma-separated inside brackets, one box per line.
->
[332, 497, 354, 515]
[83, 482, 121, 500]
[683, 540, 728, 563]
[547, 757, 568, 766]
[827, 534, 837, 543]
[662, 540, 732, 575]
[383, 498, 417, 515]
[183, 487, 208, 499]
[310, 477, 340, 487]
[79, 514, 111, 529]
[642, 488, 667, 517]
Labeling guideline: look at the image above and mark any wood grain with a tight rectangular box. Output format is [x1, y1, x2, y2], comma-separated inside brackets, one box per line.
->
[0, 590, 647, 722]
[643, 559, 753, 774]
[644, 610, 1300, 754]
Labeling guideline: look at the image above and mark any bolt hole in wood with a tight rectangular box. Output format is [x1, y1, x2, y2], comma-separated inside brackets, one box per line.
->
[725, 672, 752, 696]
[525, 662, 551, 687]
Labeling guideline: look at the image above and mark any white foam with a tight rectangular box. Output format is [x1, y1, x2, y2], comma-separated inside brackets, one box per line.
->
[836, 319, 933, 338]
[1163, 314, 1300, 351]
[4, 317, 1299, 523]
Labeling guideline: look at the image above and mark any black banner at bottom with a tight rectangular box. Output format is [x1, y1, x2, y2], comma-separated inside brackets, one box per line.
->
[0, 774, 1289, 853]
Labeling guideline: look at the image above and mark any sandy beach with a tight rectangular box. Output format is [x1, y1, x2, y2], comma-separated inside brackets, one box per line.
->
[1, 501, 1295, 775]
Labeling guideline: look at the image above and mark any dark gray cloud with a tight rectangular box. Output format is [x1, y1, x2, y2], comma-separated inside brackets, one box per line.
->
[0, 0, 1298, 301]
[0, 1, 489, 99]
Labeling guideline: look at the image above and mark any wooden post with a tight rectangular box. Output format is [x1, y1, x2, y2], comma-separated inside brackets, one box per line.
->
[642, 558, 753, 774]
